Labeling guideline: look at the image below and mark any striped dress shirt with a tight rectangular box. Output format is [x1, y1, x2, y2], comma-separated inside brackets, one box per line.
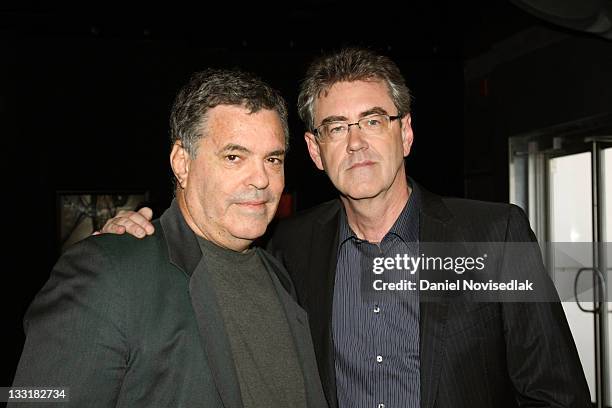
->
[333, 184, 421, 408]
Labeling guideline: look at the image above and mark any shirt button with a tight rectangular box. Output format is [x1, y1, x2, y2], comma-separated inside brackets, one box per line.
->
[378, 404, 385, 408]
[373, 305, 380, 313]
[376, 355, 383, 363]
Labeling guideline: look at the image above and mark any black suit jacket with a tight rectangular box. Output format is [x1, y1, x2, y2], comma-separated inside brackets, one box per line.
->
[11, 199, 327, 408]
[267, 183, 591, 408]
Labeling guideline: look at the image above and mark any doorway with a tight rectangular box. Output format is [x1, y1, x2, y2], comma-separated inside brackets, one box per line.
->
[510, 132, 611, 408]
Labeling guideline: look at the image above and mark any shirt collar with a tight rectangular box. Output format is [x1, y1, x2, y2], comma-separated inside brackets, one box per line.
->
[338, 178, 421, 245]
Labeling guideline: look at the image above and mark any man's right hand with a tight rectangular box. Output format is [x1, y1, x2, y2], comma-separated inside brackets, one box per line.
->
[95, 207, 156, 238]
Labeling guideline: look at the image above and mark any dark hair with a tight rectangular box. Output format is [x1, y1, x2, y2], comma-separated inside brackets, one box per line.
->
[170, 68, 289, 156]
[297, 47, 411, 131]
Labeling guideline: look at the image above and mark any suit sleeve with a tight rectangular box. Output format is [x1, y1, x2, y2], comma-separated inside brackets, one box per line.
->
[9, 238, 129, 408]
[502, 205, 592, 407]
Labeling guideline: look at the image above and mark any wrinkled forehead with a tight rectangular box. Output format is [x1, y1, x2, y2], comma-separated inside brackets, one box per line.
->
[203, 105, 285, 145]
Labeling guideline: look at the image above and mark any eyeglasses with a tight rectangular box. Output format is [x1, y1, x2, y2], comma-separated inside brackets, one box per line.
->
[313, 114, 402, 143]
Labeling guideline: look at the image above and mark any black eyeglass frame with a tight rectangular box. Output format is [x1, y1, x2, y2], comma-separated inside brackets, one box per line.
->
[312, 114, 403, 139]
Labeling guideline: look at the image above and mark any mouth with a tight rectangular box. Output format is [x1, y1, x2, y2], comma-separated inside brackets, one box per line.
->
[235, 201, 267, 209]
[348, 160, 375, 170]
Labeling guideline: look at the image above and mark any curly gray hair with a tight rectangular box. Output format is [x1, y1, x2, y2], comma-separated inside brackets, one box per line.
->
[170, 68, 289, 156]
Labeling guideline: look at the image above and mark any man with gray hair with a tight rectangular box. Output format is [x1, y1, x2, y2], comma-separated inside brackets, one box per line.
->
[10, 69, 326, 407]
[101, 48, 591, 407]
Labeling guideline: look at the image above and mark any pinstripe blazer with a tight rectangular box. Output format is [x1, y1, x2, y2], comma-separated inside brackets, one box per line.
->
[267, 182, 591, 408]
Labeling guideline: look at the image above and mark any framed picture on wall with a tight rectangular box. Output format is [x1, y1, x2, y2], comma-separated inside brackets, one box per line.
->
[57, 191, 150, 253]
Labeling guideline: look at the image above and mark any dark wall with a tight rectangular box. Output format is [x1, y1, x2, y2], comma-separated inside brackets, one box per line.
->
[1, 33, 465, 385]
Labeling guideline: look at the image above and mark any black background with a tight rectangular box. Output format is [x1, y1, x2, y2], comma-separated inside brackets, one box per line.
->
[2, 0, 611, 388]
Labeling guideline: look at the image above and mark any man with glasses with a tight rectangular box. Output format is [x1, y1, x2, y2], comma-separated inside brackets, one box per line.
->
[101, 48, 591, 407]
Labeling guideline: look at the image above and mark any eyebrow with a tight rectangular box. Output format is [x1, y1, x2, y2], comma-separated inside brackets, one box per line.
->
[320, 115, 348, 125]
[319, 106, 391, 126]
[267, 149, 286, 157]
[218, 144, 251, 154]
[218, 144, 285, 157]
[359, 106, 389, 117]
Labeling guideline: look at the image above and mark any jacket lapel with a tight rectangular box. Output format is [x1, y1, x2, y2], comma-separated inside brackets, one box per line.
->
[418, 187, 460, 408]
[259, 251, 329, 408]
[160, 200, 243, 408]
[189, 261, 243, 408]
[418, 219, 449, 408]
[303, 202, 341, 408]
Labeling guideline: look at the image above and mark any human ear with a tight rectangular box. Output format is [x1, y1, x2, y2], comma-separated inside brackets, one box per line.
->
[401, 114, 414, 157]
[304, 132, 325, 171]
[170, 141, 191, 189]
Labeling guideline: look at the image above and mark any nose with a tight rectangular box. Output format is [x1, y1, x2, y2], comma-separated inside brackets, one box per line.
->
[346, 124, 368, 153]
[248, 160, 270, 190]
